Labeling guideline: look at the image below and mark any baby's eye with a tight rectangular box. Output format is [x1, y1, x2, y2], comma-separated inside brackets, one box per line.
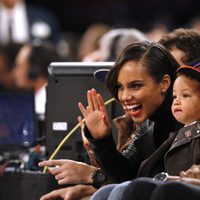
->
[183, 94, 190, 98]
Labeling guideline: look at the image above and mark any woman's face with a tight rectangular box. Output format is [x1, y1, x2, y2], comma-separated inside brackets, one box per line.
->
[117, 60, 166, 123]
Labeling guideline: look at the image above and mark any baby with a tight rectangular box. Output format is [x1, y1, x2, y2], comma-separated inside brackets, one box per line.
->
[172, 63, 200, 126]
[167, 63, 200, 174]
[153, 62, 200, 181]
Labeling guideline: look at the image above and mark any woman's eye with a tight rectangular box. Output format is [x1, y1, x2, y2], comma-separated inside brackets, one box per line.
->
[131, 84, 142, 89]
[117, 84, 123, 90]
[172, 95, 177, 100]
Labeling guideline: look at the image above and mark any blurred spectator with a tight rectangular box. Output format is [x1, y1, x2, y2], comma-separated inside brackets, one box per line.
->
[13, 42, 64, 119]
[56, 32, 80, 61]
[145, 23, 169, 42]
[159, 28, 200, 65]
[189, 16, 200, 32]
[83, 28, 148, 62]
[77, 23, 110, 61]
[0, 0, 60, 45]
[144, 16, 171, 42]
[0, 43, 22, 90]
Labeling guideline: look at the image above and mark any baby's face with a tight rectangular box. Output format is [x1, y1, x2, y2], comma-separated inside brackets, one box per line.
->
[172, 75, 200, 125]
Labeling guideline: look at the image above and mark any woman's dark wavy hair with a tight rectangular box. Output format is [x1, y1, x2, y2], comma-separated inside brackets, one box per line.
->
[106, 41, 180, 100]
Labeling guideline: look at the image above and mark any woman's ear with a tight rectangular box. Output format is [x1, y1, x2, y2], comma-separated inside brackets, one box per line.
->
[161, 74, 171, 94]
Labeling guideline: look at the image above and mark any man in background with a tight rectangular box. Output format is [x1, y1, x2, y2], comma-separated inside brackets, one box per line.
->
[0, 0, 60, 45]
[14, 42, 64, 141]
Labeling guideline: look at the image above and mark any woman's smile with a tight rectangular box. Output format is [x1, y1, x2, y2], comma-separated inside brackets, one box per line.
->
[123, 103, 143, 117]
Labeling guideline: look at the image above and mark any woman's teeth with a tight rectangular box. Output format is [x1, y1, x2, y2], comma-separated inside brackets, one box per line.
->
[125, 104, 141, 111]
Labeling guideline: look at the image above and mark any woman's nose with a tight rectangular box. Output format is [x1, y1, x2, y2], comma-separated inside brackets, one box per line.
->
[121, 89, 132, 101]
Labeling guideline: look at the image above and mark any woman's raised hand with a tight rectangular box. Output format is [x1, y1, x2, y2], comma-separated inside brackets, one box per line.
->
[78, 88, 111, 139]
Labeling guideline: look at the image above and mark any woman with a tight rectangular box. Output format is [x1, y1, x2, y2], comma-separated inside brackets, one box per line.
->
[78, 41, 182, 185]
[39, 41, 181, 200]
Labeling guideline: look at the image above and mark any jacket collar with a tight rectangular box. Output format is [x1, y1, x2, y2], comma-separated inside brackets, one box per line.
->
[170, 121, 200, 150]
[114, 115, 156, 159]
[113, 114, 135, 151]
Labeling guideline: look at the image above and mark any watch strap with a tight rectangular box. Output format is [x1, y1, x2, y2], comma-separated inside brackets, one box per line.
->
[92, 168, 106, 189]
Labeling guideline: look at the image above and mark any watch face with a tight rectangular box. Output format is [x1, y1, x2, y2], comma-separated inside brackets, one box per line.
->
[92, 169, 106, 189]
[96, 170, 106, 182]
[153, 172, 168, 181]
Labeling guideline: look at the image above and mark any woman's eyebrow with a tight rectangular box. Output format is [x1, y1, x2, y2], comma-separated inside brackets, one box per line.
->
[128, 80, 144, 85]
[117, 79, 144, 84]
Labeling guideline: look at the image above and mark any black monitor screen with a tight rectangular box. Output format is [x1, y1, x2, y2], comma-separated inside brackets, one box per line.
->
[0, 91, 37, 151]
[46, 62, 123, 160]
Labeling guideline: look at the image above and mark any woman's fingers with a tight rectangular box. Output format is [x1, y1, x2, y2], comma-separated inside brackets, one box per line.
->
[38, 160, 65, 167]
[78, 89, 101, 118]
[87, 89, 94, 112]
[78, 102, 88, 118]
[87, 89, 101, 111]
[78, 89, 97, 117]
[40, 188, 65, 200]
[97, 93, 107, 113]
[180, 165, 200, 178]
[55, 171, 66, 182]
[97, 94, 110, 121]
[78, 116, 85, 128]
[91, 89, 100, 110]
[49, 165, 64, 176]
[38, 160, 66, 176]
[180, 171, 187, 177]
[189, 165, 200, 178]
[78, 116, 89, 148]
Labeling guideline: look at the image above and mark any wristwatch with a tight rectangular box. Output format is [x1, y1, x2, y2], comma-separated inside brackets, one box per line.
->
[153, 172, 169, 181]
[92, 168, 106, 189]
[153, 172, 180, 182]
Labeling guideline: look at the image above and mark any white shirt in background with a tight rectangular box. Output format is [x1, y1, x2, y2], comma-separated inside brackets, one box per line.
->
[0, 2, 29, 44]
[34, 84, 46, 120]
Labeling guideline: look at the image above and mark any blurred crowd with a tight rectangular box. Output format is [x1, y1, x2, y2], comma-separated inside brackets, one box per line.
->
[1, 0, 200, 93]
[1, 1, 200, 199]
[1, 0, 200, 113]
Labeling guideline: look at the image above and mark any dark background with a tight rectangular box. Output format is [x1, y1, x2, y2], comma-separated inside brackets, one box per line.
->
[26, 0, 200, 34]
